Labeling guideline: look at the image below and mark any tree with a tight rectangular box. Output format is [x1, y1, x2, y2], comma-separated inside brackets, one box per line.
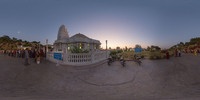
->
[180, 42, 184, 46]
[125, 46, 128, 51]
[12, 37, 17, 42]
[32, 41, 39, 43]
[23, 43, 32, 47]
[135, 44, 141, 48]
[17, 39, 22, 42]
[150, 45, 161, 51]
[18, 42, 22, 45]
[0, 35, 11, 42]
[155, 46, 161, 50]
[147, 46, 151, 51]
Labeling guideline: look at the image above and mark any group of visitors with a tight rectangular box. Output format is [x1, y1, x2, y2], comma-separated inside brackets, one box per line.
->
[2, 49, 44, 65]
[182, 49, 200, 54]
[165, 49, 199, 60]
[174, 49, 181, 57]
[183, 49, 199, 56]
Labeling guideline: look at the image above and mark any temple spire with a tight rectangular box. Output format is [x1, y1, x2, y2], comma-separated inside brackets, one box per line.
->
[57, 24, 69, 40]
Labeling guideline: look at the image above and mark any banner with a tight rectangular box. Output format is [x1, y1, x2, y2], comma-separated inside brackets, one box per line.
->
[135, 48, 142, 53]
[54, 53, 62, 60]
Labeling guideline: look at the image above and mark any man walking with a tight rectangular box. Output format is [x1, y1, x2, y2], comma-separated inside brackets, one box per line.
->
[24, 48, 30, 66]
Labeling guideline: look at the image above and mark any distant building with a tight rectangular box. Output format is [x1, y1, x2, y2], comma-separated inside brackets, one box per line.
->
[17, 45, 32, 50]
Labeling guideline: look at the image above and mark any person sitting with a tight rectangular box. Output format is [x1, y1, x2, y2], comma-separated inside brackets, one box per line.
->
[120, 55, 124, 61]
[134, 54, 137, 60]
[108, 56, 113, 62]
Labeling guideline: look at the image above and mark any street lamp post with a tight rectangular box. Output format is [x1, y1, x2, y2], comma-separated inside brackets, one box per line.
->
[39, 41, 40, 51]
[46, 39, 48, 53]
[106, 40, 107, 58]
[46, 39, 48, 58]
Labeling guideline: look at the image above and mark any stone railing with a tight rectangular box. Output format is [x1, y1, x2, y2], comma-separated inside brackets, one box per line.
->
[67, 53, 92, 65]
[47, 50, 109, 66]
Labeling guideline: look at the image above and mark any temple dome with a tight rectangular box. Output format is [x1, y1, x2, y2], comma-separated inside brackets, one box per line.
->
[68, 33, 101, 44]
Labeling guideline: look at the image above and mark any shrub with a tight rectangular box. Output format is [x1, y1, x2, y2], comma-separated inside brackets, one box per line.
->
[150, 50, 155, 52]
[71, 46, 89, 53]
[150, 55, 154, 59]
[110, 50, 117, 55]
[83, 50, 89, 53]
[124, 54, 128, 58]
[141, 55, 144, 58]
[23, 43, 31, 47]
[160, 50, 167, 53]
[116, 56, 120, 60]
[117, 50, 123, 53]
[162, 55, 166, 58]
[111, 55, 120, 60]
[156, 55, 161, 59]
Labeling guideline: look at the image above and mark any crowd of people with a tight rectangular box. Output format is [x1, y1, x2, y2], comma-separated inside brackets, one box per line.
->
[181, 49, 200, 54]
[166, 49, 199, 60]
[2, 49, 45, 65]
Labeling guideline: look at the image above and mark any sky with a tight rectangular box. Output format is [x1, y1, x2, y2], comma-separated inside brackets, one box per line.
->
[0, 0, 200, 49]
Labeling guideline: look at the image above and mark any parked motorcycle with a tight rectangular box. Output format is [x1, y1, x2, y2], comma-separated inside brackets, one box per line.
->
[120, 59, 126, 67]
[136, 57, 142, 66]
[134, 55, 142, 66]
[107, 57, 113, 65]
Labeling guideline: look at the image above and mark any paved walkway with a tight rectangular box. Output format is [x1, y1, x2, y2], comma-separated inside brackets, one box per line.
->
[0, 53, 200, 100]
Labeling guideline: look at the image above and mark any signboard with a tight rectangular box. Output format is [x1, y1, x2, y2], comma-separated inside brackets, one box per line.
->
[54, 53, 62, 60]
[135, 48, 142, 53]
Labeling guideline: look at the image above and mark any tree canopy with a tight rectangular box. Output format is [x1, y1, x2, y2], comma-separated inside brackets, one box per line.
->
[135, 44, 141, 48]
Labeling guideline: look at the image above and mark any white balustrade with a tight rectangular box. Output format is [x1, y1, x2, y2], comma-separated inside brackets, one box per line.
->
[47, 50, 109, 66]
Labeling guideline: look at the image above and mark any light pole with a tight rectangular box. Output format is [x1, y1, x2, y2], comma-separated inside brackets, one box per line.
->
[46, 39, 48, 53]
[46, 39, 48, 58]
[38, 41, 40, 51]
[106, 40, 107, 58]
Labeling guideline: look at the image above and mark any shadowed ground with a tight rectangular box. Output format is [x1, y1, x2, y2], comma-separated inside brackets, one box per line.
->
[0, 53, 200, 100]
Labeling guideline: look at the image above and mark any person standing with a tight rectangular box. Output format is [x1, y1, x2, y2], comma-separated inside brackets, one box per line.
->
[18, 50, 21, 58]
[32, 49, 36, 58]
[166, 51, 169, 59]
[35, 51, 39, 62]
[178, 50, 181, 57]
[175, 49, 178, 57]
[195, 49, 197, 56]
[24, 48, 30, 66]
[4, 50, 6, 55]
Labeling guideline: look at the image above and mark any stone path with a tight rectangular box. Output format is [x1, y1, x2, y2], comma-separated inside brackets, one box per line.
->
[0, 54, 200, 100]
